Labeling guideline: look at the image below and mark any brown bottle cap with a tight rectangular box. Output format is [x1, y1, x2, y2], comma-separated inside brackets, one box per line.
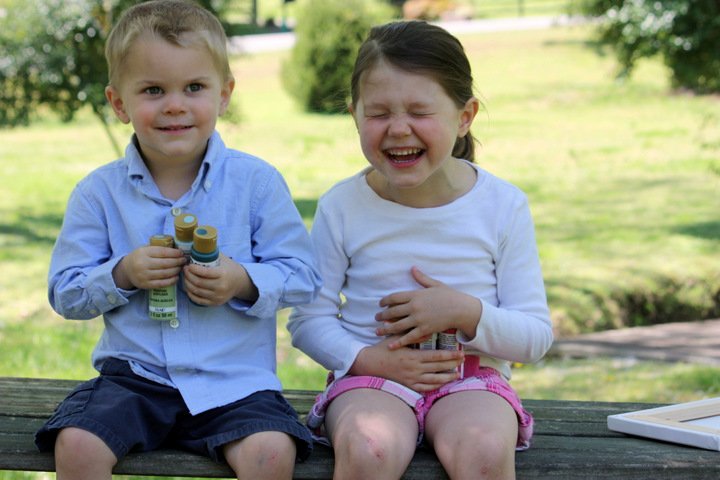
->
[193, 226, 217, 254]
[174, 213, 198, 242]
[149, 234, 174, 248]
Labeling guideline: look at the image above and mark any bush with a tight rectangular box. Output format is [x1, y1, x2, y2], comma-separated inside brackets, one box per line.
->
[0, 0, 235, 155]
[281, 0, 393, 113]
[580, 0, 720, 94]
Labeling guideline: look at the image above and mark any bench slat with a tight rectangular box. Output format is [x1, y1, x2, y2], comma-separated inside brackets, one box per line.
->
[2, 377, 719, 479]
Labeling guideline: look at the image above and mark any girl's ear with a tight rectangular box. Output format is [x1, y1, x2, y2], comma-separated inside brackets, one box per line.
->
[348, 102, 359, 130]
[105, 86, 131, 124]
[458, 96, 480, 137]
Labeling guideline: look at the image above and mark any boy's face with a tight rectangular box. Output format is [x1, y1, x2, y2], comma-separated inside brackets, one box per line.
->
[105, 33, 234, 168]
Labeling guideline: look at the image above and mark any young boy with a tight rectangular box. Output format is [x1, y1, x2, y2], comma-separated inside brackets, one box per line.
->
[35, 1, 321, 479]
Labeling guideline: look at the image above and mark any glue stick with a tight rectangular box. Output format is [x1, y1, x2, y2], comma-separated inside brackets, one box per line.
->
[191, 226, 219, 268]
[148, 234, 177, 321]
[174, 213, 198, 261]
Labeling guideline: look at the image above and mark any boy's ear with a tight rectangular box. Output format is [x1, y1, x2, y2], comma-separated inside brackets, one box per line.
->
[457, 96, 480, 137]
[105, 86, 131, 124]
[218, 78, 235, 115]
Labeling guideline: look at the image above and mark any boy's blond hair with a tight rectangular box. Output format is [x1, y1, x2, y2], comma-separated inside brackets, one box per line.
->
[105, 0, 232, 87]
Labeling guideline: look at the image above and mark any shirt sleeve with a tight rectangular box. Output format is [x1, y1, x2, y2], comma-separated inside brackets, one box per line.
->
[288, 202, 368, 377]
[458, 195, 553, 364]
[234, 169, 322, 319]
[48, 183, 132, 320]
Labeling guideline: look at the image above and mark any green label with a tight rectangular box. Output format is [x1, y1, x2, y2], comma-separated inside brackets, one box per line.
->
[149, 285, 177, 321]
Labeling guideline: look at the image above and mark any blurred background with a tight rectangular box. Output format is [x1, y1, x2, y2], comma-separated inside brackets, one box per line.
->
[1, 2, 719, 477]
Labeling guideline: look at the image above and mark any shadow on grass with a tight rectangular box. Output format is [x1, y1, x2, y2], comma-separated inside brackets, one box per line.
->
[674, 220, 720, 241]
[0, 210, 64, 246]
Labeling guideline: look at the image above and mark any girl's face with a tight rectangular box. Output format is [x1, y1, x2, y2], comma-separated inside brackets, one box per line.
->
[351, 60, 478, 207]
[105, 34, 234, 170]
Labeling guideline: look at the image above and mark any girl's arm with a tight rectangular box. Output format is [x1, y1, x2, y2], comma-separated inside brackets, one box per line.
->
[375, 196, 553, 365]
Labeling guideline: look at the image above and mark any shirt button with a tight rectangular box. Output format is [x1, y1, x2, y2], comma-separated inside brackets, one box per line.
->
[89, 309, 98, 316]
[204, 180, 212, 189]
[169, 319, 180, 329]
[107, 294, 117, 304]
[171, 207, 182, 217]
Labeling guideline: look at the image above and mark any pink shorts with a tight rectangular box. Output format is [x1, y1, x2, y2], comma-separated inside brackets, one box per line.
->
[307, 356, 533, 450]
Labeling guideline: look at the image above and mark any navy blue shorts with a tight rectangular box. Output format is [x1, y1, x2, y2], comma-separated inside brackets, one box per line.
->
[35, 359, 312, 462]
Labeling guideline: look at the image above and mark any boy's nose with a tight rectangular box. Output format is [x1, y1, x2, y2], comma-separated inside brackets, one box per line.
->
[163, 93, 187, 114]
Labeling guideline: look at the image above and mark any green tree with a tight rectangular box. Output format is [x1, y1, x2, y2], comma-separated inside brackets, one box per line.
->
[0, 0, 235, 155]
[581, 0, 720, 94]
[281, 0, 393, 114]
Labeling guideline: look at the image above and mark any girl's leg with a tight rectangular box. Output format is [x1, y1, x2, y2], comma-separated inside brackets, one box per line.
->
[425, 391, 518, 480]
[224, 431, 296, 480]
[325, 388, 418, 480]
[54, 427, 117, 480]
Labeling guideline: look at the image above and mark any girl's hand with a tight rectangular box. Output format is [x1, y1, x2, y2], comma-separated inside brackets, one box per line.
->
[113, 245, 185, 290]
[183, 253, 258, 306]
[375, 266, 482, 349]
[350, 336, 464, 392]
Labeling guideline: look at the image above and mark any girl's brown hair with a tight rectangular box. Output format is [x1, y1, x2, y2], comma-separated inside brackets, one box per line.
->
[350, 21, 478, 162]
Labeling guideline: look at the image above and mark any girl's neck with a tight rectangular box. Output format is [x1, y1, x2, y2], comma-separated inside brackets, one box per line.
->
[367, 159, 477, 208]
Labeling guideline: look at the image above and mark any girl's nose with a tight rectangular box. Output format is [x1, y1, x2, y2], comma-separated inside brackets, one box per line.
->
[388, 114, 412, 137]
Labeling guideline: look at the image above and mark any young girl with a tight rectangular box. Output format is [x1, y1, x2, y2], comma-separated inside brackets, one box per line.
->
[288, 21, 553, 480]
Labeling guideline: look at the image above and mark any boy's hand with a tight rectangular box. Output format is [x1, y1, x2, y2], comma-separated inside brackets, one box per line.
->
[375, 266, 483, 349]
[113, 245, 185, 290]
[183, 253, 258, 306]
[350, 336, 464, 392]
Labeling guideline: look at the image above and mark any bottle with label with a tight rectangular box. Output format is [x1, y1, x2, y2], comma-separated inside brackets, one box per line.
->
[148, 234, 177, 321]
[191, 226, 220, 268]
[174, 213, 198, 261]
[412, 333, 438, 350]
[438, 328, 464, 378]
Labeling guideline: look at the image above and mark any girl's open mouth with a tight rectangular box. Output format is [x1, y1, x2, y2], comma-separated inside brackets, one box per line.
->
[385, 147, 424, 166]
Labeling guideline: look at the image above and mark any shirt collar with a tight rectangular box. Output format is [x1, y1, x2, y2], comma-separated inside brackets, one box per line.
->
[125, 132, 225, 194]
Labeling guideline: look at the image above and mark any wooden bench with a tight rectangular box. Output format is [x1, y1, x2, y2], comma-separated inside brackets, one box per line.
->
[1, 376, 718, 479]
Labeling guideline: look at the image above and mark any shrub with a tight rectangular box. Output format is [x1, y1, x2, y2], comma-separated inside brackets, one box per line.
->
[580, 0, 720, 94]
[281, 0, 393, 113]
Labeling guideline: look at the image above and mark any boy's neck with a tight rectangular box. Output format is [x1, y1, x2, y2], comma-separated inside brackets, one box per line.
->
[145, 155, 203, 202]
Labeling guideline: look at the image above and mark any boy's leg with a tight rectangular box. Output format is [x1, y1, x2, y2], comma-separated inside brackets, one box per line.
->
[325, 388, 418, 480]
[55, 427, 117, 480]
[424, 390, 518, 480]
[176, 390, 311, 475]
[224, 431, 296, 480]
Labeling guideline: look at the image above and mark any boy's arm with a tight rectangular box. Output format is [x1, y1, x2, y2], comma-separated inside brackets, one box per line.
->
[48, 186, 134, 320]
[227, 169, 321, 318]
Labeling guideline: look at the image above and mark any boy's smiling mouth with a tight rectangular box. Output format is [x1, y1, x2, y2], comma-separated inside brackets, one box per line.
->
[158, 125, 193, 132]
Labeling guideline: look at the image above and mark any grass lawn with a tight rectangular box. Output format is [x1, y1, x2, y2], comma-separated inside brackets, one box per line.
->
[0, 22, 719, 479]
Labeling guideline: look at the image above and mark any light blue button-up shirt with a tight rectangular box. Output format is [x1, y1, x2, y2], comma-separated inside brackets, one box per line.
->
[48, 132, 321, 414]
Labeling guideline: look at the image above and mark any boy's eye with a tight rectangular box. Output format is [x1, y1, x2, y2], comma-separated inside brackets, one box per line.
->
[187, 83, 204, 93]
[144, 86, 163, 95]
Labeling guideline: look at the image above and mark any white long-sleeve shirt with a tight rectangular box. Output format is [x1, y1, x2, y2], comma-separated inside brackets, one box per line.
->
[288, 163, 553, 380]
